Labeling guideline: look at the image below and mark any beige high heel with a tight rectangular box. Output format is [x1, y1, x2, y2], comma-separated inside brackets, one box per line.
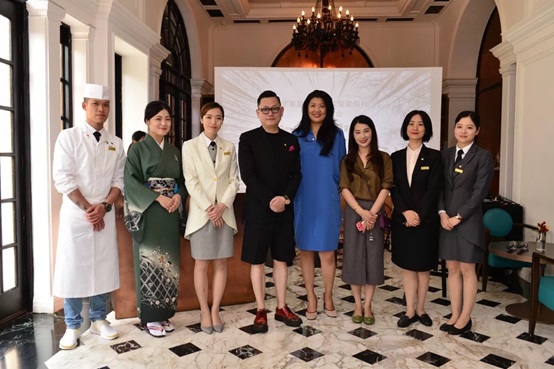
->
[306, 295, 318, 320]
[323, 292, 337, 318]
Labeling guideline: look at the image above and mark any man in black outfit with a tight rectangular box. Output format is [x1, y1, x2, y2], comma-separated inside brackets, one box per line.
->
[239, 90, 302, 333]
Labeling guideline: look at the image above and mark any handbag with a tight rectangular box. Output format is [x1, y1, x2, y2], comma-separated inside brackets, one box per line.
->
[359, 169, 392, 232]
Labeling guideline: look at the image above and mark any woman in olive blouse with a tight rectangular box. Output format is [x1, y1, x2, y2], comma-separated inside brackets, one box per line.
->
[339, 115, 393, 325]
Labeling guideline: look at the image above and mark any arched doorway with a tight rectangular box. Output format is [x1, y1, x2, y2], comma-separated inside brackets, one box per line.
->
[476, 9, 501, 195]
[273, 44, 373, 68]
[159, 0, 192, 148]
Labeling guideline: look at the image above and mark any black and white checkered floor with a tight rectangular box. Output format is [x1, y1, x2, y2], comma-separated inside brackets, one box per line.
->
[45, 251, 554, 369]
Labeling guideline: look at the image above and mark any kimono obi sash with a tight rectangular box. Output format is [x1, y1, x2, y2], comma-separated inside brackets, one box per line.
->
[146, 177, 178, 198]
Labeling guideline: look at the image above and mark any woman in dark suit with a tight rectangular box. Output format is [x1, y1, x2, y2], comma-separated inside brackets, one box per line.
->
[438, 111, 494, 335]
[391, 110, 443, 328]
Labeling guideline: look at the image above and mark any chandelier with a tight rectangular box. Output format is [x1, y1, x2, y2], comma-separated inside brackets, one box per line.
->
[292, 0, 359, 59]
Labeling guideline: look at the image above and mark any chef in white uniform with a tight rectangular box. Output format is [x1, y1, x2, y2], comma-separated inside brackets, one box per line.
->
[52, 83, 126, 350]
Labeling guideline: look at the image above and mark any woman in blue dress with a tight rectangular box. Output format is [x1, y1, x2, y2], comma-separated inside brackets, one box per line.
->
[293, 90, 346, 320]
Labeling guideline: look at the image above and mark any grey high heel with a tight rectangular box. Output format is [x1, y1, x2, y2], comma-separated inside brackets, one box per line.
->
[200, 325, 213, 334]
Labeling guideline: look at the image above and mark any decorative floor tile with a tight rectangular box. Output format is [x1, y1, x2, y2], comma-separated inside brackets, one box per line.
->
[229, 345, 262, 360]
[239, 325, 261, 335]
[443, 313, 452, 319]
[416, 351, 450, 367]
[480, 353, 516, 368]
[428, 286, 441, 293]
[393, 311, 405, 318]
[460, 331, 490, 343]
[133, 323, 144, 331]
[186, 323, 203, 333]
[110, 340, 141, 354]
[384, 275, 392, 280]
[264, 293, 274, 300]
[265, 272, 273, 277]
[297, 294, 309, 302]
[353, 349, 387, 365]
[290, 347, 324, 362]
[97, 367, 109, 369]
[405, 329, 433, 341]
[495, 314, 521, 324]
[385, 296, 405, 306]
[169, 343, 201, 357]
[341, 295, 356, 303]
[431, 298, 451, 306]
[293, 325, 322, 337]
[265, 281, 274, 287]
[476, 299, 501, 307]
[30, 249, 554, 369]
[517, 332, 548, 345]
[348, 327, 377, 339]
[379, 285, 400, 291]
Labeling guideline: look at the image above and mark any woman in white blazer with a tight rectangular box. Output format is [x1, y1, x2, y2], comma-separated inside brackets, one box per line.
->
[182, 102, 239, 334]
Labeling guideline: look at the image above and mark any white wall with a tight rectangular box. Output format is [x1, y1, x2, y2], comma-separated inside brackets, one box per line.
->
[498, 0, 554, 242]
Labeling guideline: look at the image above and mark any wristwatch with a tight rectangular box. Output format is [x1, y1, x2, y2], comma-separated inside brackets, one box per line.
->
[456, 213, 462, 220]
[283, 195, 291, 205]
[102, 202, 112, 212]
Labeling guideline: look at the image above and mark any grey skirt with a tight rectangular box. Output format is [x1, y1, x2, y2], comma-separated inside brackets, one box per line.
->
[341, 200, 385, 286]
[189, 222, 234, 260]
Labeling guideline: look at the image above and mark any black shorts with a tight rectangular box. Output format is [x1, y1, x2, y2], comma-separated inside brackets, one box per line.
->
[241, 220, 295, 265]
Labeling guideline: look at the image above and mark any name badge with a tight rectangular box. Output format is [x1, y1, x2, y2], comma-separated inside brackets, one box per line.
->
[454, 168, 463, 173]
[421, 166, 429, 170]
[108, 146, 116, 151]
[224, 151, 231, 155]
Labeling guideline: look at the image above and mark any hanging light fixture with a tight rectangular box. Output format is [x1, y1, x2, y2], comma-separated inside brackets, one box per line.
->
[292, 0, 359, 59]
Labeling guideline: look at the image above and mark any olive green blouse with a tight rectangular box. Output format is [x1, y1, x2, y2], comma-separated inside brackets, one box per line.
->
[339, 151, 393, 200]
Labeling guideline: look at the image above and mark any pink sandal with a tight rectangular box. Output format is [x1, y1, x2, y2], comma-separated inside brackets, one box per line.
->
[144, 322, 166, 337]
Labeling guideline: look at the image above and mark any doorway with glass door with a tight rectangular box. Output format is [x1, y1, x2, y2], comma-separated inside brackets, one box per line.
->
[0, 0, 32, 325]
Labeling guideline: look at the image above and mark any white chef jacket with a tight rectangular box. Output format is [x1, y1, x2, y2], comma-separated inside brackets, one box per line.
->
[52, 123, 126, 298]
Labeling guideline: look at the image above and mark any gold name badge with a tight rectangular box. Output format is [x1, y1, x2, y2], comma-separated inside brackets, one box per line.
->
[108, 146, 116, 151]
[421, 166, 429, 170]
[454, 168, 463, 173]
[224, 151, 231, 155]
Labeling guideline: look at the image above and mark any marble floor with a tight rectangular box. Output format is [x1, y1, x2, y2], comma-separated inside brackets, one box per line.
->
[2, 250, 554, 369]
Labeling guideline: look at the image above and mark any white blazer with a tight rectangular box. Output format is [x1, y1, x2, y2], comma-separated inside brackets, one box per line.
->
[182, 135, 239, 238]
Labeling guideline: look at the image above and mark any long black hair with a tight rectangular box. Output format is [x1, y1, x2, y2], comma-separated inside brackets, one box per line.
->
[344, 115, 384, 182]
[293, 90, 338, 156]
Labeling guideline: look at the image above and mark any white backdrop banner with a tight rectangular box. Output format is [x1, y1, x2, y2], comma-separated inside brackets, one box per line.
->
[214, 67, 442, 191]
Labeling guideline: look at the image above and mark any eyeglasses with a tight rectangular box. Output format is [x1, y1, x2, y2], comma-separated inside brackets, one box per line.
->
[258, 106, 281, 115]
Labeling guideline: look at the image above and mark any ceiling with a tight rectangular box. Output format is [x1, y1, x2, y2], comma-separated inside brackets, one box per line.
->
[196, 0, 454, 24]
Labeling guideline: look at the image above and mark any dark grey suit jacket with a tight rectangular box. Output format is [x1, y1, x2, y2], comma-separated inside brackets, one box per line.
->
[438, 143, 494, 250]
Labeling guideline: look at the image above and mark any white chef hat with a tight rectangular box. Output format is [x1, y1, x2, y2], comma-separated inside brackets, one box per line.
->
[83, 83, 111, 100]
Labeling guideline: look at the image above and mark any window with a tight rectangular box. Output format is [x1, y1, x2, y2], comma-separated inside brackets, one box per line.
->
[60, 23, 73, 129]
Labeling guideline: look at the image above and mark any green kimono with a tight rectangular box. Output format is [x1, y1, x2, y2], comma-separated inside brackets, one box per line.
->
[124, 134, 187, 324]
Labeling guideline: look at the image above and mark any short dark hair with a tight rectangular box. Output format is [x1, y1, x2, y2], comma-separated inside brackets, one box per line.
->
[455, 110, 480, 128]
[131, 130, 146, 142]
[400, 110, 433, 142]
[144, 100, 172, 122]
[200, 102, 224, 120]
[257, 90, 281, 106]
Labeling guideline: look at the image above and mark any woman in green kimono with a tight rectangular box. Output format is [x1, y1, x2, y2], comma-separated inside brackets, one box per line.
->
[124, 101, 187, 337]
